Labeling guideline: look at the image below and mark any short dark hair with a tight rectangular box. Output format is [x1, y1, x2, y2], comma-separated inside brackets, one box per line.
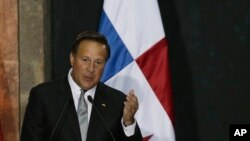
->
[71, 31, 110, 60]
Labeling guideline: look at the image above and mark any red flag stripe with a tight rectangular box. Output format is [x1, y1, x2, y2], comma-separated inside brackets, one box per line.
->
[136, 38, 174, 123]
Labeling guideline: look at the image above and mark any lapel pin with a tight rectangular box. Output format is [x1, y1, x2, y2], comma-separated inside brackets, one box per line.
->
[101, 103, 106, 107]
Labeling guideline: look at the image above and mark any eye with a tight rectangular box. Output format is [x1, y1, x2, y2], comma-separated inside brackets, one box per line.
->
[95, 60, 104, 65]
[81, 57, 90, 63]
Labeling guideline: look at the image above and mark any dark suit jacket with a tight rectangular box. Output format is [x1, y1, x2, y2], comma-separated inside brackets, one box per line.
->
[21, 75, 142, 141]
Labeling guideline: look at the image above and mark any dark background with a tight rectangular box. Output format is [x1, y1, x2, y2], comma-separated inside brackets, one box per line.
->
[51, 0, 250, 141]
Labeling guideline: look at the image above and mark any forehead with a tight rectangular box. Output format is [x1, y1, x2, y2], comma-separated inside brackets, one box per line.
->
[77, 40, 107, 58]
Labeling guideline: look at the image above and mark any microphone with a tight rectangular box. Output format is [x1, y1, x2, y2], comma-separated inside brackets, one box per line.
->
[87, 96, 116, 141]
[49, 99, 70, 141]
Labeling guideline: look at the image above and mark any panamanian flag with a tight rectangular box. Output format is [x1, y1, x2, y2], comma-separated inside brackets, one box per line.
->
[99, 0, 175, 140]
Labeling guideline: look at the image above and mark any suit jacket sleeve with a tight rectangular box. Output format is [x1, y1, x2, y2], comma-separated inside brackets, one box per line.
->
[124, 123, 143, 141]
[92, 82, 143, 141]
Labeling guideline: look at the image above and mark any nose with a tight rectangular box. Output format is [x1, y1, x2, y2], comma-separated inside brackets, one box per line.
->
[87, 61, 95, 73]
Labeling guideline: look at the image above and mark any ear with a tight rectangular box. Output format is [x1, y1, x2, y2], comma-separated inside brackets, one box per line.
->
[70, 52, 74, 67]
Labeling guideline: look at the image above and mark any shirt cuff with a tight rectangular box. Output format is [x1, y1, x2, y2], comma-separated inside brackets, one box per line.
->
[121, 118, 136, 137]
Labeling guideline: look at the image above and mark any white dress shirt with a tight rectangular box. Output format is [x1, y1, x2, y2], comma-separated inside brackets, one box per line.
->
[67, 68, 136, 136]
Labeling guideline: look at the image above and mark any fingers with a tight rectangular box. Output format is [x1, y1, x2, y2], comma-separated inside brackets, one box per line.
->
[125, 89, 138, 110]
[123, 89, 139, 126]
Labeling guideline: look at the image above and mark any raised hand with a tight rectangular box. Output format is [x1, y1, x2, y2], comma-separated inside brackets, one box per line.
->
[123, 89, 139, 126]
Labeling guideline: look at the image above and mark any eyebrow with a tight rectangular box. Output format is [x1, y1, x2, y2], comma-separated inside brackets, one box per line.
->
[81, 56, 105, 61]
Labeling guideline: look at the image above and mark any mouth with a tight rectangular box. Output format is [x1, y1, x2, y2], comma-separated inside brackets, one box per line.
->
[83, 75, 93, 81]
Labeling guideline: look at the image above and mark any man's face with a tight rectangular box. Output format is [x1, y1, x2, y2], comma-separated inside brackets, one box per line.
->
[70, 40, 107, 90]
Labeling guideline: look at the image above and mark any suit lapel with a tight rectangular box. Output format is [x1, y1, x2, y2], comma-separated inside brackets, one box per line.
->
[87, 83, 110, 141]
[58, 76, 82, 141]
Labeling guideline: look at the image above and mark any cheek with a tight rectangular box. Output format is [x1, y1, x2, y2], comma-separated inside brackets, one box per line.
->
[72, 66, 85, 77]
[95, 68, 104, 77]
[75, 60, 86, 69]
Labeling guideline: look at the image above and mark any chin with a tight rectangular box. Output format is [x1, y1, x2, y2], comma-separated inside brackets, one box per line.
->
[82, 83, 93, 90]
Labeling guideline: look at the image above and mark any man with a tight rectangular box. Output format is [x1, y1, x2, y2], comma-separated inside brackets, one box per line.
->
[21, 31, 143, 141]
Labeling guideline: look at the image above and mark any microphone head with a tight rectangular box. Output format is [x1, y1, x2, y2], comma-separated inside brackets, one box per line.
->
[87, 95, 93, 103]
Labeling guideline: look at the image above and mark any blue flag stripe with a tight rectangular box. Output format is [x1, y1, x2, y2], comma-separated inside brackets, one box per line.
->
[99, 11, 134, 82]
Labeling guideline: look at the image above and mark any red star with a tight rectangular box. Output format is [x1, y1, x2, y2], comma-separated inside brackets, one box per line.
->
[143, 134, 153, 141]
